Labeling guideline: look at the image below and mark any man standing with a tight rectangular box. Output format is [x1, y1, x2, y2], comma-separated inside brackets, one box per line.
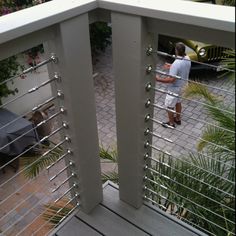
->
[156, 42, 191, 128]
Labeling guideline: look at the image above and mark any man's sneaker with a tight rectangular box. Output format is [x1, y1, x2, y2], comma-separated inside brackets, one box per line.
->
[161, 122, 176, 128]
[174, 118, 181, 125]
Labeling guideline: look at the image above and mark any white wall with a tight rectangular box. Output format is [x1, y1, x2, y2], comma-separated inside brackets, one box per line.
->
[2, 53, 52, 115]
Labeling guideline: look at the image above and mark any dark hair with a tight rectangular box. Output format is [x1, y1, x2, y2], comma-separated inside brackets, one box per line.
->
[175, 42, 186, 56]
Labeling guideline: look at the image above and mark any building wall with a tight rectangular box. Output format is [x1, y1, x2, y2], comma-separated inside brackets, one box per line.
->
[2, 53, 52, 115]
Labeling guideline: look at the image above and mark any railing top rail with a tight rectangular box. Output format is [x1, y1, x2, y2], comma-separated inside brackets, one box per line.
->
[0, 0, 97, 44]
[0, 0, 235, 45]
[99, 0, 235, 32]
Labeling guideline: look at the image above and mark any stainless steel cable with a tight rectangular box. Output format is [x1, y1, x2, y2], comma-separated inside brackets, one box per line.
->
[0, 95, 58, 132]
[152, 86, 235, 116]
[54, 183, 78, 203]
[144, 193, 217, 236]
[52, 173, 76, 193]
[148, 116, 235, 169]
[146, 141, 172, 156]
[146, 163, 235, 199]
[1, 189, 53, 235]
[47, 149, 72, 170]
[0, 55, 58, 87]
[0, 74, 59, 109]
[0, 142, 70, 209]
[149, 110, 235, 154]
[0, 151, 71, 224]
[31, 195, 79, 236]
[153, 66, 235, 96]
[143, 195, 217, 236]
[144, 165, 235, 213]
[49, 161, 73, 182]
[0, 108, 64, 156]
[146, 47, 236, 73]
[152, 102, 235, 135]
[188, 79, 235, 96]
[45, 204, 79, 236]
[148, 131, 235, 185]
[14, 189, 79, 236]
[0, 125, 66, 189]
[144, 184, 235, 233]
[0, 156, 65, 222]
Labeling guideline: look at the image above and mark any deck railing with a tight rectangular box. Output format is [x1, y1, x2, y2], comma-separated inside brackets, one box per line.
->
[0, 0, 235, 235]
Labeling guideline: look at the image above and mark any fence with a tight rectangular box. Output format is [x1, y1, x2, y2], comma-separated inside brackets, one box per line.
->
[0, 0, 235, 235]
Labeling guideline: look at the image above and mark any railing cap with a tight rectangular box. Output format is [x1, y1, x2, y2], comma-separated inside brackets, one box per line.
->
[0, 0, 235, 44]
[0, 0, 97, 44]
[99, 0, 235, 32]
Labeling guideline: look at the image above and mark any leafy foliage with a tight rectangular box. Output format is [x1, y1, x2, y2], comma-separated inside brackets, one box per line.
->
[43, 198, 74, 228]
[22, 142, 63, 179]
[219, 50, 236, 80]
[89, 22, 112, 63]
[100, 146, 119, 183]
[147, 152, 235, 235]
[222, 0, 235, 6]
[0, 56, 21, 104]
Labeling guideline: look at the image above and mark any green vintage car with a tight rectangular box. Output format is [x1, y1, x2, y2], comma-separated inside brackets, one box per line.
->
[158, 35, 229, 64]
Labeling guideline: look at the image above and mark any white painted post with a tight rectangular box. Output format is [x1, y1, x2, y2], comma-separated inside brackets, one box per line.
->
[44, 13, 102, 213]
[112, 12, 156, 208]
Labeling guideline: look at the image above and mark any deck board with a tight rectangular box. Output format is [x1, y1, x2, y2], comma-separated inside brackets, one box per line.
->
[55, 217, 101, 236]
[55, 182, 207, 236]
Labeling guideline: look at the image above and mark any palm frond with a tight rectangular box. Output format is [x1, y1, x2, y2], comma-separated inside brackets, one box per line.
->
[102, 171, 119, 184]
[219, 49, 235, 80]
[206, 105, 235, 131]
[197, 126, 235, 152]
[99, 146, 118, 163]
[43, 198, 74, 228]
[149, 153, 235, 235]
[183, 83, 219, 105]
[22, 143, 63, 179]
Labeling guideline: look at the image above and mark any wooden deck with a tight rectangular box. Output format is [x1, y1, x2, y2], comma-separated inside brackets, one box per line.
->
[53, 182, 206, 236]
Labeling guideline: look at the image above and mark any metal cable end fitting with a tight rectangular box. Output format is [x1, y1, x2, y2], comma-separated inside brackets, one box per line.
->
[60, 107, 66, 114]
[65, 135, 71, 142]
[146, 46, 153, 56]
[146, 65, 153, 74]
[57, 90, 64, 98]
[54, 72, 61, 82]
[51, 53, 58, 64]
[145, 99, 151, 108]
[67, 149, 73, 154]
[144, 153, 149, 160]
[145, 114, 151, 122]
[69, 160, 74, 166]
[144, 141, 150, 148]
[145, 82, 152, 92]
[62, 121, 69, 128]
[144, 128, 150, 136]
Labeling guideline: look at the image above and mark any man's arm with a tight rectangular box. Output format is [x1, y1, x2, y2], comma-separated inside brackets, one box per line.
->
[156, 76, 176, 83]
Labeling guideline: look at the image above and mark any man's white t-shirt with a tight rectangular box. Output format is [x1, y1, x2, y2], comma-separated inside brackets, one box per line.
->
[168, 56, 191, 94]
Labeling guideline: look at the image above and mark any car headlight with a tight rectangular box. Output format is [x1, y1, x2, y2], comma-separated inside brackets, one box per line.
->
[199, 48, 207, 57]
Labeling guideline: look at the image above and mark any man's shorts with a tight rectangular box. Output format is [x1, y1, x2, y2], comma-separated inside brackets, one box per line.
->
[165, 93, 181, 108]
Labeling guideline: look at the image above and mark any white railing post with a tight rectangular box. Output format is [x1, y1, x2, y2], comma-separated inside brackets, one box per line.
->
[44, 13, 102, 213]
[112, 12, 156, 208]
